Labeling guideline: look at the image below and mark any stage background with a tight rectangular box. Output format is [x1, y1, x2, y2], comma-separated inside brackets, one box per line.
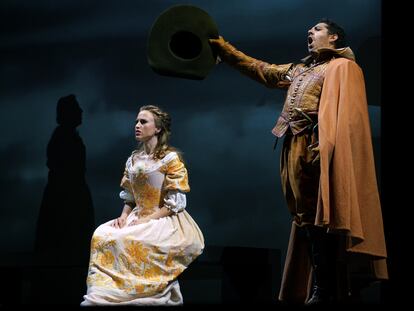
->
[0, 0, 382, 305]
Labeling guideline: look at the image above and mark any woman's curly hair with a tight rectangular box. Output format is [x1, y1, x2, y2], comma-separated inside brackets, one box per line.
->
[138, 105, 182, 161]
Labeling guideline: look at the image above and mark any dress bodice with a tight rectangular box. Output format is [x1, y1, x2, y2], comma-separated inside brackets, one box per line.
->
[121, 151, 189, 218]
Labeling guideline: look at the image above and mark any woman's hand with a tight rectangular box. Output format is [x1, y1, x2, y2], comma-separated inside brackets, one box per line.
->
[111, 215, 127, 228]
[128, 218, 150, 227]
[111, 204, 133, 228]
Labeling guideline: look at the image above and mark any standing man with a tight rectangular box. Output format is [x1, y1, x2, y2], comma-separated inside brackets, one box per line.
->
[209, 19, 387, 304]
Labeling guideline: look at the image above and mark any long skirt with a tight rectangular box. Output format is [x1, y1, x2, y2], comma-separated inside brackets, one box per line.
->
[81, 209, 204, 305]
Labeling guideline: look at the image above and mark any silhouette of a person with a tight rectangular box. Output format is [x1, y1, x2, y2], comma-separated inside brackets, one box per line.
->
[33, 94, 95, 303]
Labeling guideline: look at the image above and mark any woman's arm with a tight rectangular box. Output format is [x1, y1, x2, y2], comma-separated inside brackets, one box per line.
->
[129, 206, 173, 226]
[111, 203, 133, 228]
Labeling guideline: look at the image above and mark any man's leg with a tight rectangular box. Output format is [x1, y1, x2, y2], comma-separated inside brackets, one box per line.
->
[305, 225, 338, 304]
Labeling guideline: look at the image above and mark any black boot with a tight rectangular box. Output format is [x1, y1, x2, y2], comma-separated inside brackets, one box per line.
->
[305, 226, 337, 305]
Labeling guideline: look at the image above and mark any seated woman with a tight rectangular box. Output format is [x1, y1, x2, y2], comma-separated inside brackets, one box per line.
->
[81, 105, 204, 306]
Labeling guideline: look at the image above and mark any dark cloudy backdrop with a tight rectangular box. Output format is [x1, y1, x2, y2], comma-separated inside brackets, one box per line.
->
[0, 0, 381, 261]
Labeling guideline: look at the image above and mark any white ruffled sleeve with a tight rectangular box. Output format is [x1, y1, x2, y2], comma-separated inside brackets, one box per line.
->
[163, 190, 187, 214]
[119, 189, 134, 204]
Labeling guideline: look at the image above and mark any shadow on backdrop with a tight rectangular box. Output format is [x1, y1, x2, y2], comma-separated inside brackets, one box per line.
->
[32, 94, 95, 304]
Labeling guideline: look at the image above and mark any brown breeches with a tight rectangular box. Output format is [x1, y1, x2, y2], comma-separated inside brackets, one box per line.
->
[280, 131, 320, 226]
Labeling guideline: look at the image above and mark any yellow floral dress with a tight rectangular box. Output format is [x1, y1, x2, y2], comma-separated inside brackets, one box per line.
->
[81, 151, 204, 305]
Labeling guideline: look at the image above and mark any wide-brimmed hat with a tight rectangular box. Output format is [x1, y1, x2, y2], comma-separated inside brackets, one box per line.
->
[147, 4, 219, 80]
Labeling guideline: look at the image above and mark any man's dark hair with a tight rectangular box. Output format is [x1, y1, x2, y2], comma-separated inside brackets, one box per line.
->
[319, 18, 347, 48]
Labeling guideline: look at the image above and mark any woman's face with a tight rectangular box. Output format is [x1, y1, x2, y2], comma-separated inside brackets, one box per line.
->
[135, 110, 160, 142]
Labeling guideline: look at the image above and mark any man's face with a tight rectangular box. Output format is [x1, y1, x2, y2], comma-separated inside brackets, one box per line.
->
[307, 22, 338, 53]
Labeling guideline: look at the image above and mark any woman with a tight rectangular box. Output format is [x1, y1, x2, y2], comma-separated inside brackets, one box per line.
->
[81, 105, 204, 305]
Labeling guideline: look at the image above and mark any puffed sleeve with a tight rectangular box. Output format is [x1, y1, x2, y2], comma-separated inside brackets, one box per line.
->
[119, 160, 135, 204]
[163, 154, 190, 193]
[163, 190, 187, 214]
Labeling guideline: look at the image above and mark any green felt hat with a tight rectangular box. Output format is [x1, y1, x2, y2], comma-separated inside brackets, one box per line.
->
[147, 4, 219, 80]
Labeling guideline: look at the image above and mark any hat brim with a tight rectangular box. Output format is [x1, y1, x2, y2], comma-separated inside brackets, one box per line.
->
[147, 5, 219, 80]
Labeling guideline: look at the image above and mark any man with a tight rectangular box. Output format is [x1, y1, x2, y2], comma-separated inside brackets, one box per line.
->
[209, 19, 387, 304]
